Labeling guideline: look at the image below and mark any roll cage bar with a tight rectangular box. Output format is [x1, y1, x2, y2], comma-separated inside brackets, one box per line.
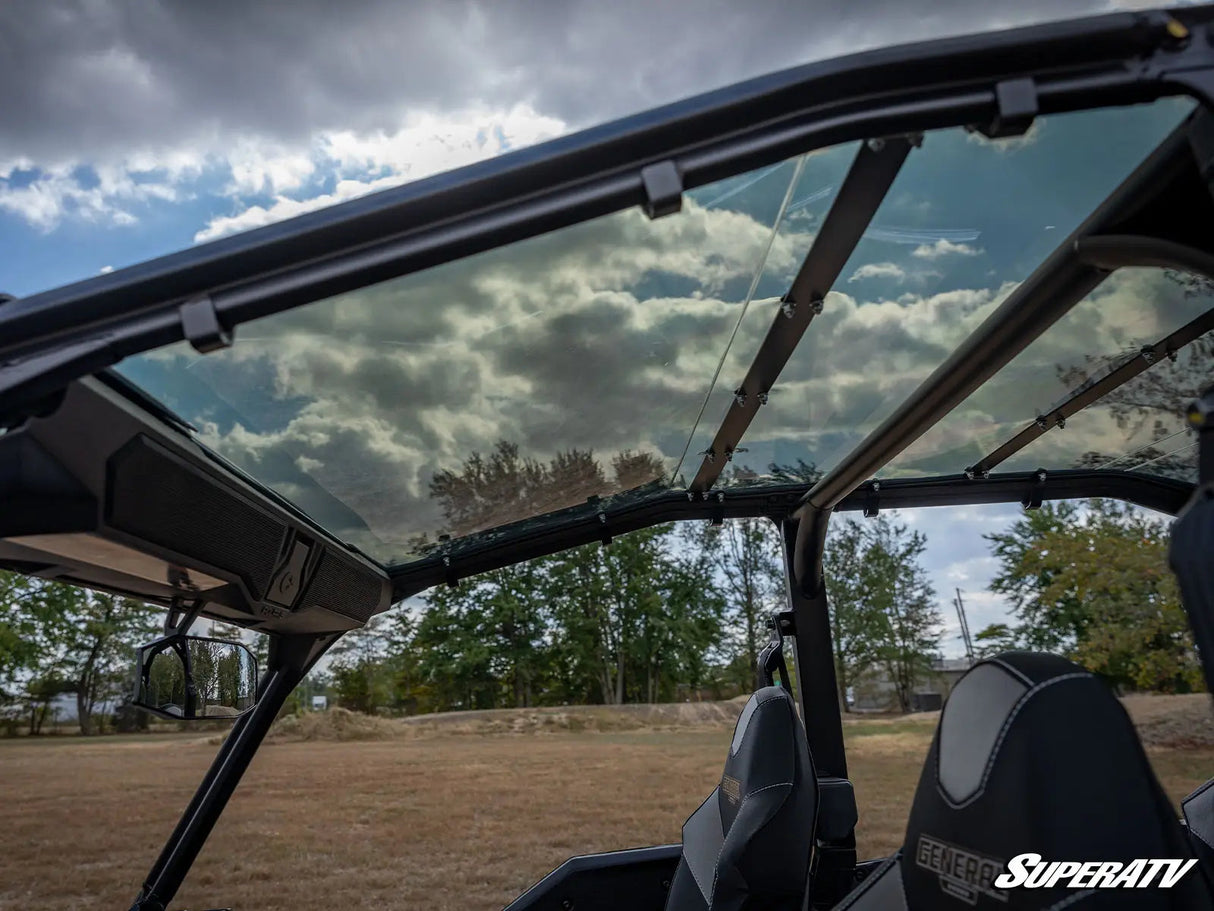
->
[0, 8, 1209, 911]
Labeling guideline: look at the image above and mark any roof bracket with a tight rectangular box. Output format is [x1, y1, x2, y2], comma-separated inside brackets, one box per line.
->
[863, 480, 881, 518]
[442, 556, 460, 589]
[976, 77, 1038, 139]
[710, 491, 725, 526]
[598, 511, 613, 546]
[1022, 469, 1048, 511]
[179, 295, 233, 354]
[640, 160, 683, 219]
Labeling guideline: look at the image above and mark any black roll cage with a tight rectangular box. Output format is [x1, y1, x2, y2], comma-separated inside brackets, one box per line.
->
[0, 8, 1206, 911]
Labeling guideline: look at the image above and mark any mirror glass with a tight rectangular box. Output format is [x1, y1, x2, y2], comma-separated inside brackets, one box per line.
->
[134, 635, 259, 721]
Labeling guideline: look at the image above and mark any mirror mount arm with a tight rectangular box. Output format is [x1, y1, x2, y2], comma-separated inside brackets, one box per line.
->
[130, 631, 339, 911]
[163, 597, 203, 637]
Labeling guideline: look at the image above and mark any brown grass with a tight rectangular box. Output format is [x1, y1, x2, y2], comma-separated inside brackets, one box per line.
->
[0, 703, 1210, 911]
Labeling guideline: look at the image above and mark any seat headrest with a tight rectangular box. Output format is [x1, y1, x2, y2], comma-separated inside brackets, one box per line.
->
[719, 686, 810, 832]
[900, 651, 1206, 908]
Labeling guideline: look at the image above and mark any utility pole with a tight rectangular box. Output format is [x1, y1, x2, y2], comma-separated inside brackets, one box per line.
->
[953, 588, 975, 665]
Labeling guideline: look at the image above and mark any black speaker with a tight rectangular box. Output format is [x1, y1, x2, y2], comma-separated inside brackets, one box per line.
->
[299, 547, 387, 623]
[106, 435, 288, 600]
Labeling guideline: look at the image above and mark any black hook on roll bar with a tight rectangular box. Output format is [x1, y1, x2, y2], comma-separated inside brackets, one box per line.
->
[758, 609, 796, 694]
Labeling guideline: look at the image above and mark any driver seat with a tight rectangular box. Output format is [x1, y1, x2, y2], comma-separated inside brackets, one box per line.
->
[664, 684, 818, 911]
[834, 651, 1211, 909]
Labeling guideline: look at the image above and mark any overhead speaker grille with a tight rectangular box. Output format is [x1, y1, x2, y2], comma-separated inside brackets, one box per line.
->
[106, 436, 287, 599]
[299, 549, 387, 623]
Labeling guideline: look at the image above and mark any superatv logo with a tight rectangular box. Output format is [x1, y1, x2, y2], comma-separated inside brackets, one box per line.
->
[994, 853, 1198, 890]
[916, 835, 1009, 904]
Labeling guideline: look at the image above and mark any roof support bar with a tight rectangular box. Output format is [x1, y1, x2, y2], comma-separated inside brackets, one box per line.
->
[688, 135, 916, 492]
[801, 113, 1207, 512]
[967, 300, 1214, 478]
[387, 469, 1190, 600]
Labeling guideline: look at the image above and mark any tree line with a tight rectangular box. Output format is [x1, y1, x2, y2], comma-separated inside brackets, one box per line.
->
[0, 440, 1201, 735]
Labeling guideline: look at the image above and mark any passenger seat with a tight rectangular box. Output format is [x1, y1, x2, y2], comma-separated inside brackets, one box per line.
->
[664, 685, 818, 911]
[834, 652, 1211, 909]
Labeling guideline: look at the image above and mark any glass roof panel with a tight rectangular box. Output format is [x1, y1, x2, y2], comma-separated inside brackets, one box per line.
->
[115, 152, 823, 564]
[712, 99, 1195, 486]
[672, 142, 862, 484]
[887, 268, 1214, 482]
[112, 97, 1200, 567]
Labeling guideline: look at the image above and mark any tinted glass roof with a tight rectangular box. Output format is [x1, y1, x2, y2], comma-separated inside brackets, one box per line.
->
[117, 149, 848, 562]
[889, 267, 1213, 482]
[683, 99, 1195, 485]
[114, 96, 1198, 566]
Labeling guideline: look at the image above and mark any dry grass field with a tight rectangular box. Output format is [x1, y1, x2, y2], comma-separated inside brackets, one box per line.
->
[1, 697, 1212, 911]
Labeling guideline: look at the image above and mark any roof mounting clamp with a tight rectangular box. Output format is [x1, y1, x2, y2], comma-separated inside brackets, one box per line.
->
[180, 295, 233, 354]
[863, 480, 881, 518]
[976, 77, 1038, 139]
[442, 555, 460, 588]
[598, 511, 612, 546]
[640, 160, 683, 219]
[1023, 469, 1048, 511]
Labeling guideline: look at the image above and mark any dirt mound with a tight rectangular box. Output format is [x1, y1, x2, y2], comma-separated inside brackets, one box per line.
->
[399, 700, 745, 736]
[1122, 693, 1214, 748]
[265, 707, 404, 743]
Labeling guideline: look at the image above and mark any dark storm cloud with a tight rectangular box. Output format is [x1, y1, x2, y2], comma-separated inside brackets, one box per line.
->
[2, 0, 1133, 166]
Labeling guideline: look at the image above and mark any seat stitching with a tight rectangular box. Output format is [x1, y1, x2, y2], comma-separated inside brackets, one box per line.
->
[986, 656, 1034, 686]
[708, 781, 793, 903]
[1044, 889, 1096, 910]
[833, 854, 900, 909]
[741, 780, 795, 800]
[685, 852, 712, 905]
[936, 672, 1091, 810]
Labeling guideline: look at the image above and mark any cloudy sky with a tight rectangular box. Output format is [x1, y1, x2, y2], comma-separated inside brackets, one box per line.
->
[5, 0, 1202, 652]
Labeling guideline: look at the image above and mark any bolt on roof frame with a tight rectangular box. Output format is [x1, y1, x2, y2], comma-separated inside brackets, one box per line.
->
[688, 134, 916, 492]
[803, 105, 1214, 512]
[4, 10, 1214, 424]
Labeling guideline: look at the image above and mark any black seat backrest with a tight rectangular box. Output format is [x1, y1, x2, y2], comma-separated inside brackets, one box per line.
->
[665, 685, 818, 911]
[836, 652, 1211, 909]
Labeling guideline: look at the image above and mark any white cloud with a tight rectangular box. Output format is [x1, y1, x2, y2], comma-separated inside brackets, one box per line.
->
[848, 262, 905, 283]
[0, 153, 200, 231]
[194, 104, 565, 243]
[911, 238, 982, 259]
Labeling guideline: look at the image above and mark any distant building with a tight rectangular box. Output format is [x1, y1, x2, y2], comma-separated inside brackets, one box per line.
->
[848, 656, 975, 712]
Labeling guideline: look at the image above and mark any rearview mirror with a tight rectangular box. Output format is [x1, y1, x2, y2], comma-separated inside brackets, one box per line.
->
[133, 635, 259, 721]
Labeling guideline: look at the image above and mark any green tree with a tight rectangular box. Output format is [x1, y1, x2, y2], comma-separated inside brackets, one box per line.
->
[0, 572, 39, 706]
[328, 614, 395, 713]
[697, 516, 783, 692]
[979, 500, 1201, 692]
[24, 583, 161, 734]
[824, 516, 941, 712]
[823, 520, 882, 712]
